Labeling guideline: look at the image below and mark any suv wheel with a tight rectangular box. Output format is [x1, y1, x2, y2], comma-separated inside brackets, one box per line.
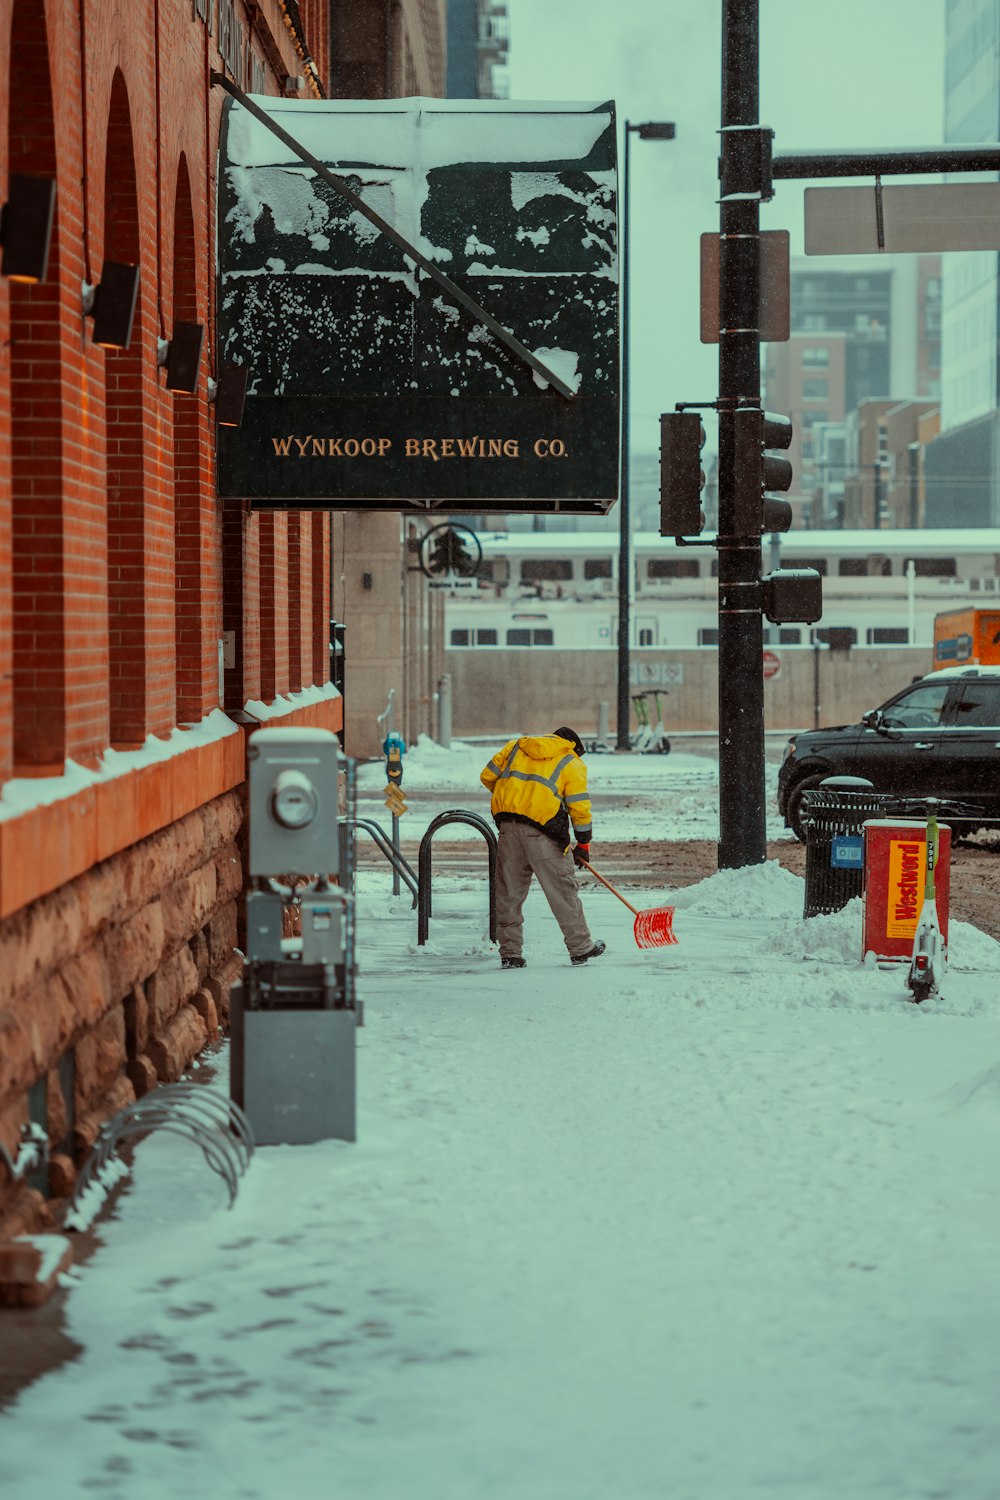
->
[786, 771, 829, 844]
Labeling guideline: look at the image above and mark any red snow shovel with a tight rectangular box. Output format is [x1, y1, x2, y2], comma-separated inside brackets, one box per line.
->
[577, 858, 678, 948]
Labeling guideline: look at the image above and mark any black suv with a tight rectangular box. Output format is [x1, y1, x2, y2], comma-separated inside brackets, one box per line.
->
[777, 667, 1000, 840]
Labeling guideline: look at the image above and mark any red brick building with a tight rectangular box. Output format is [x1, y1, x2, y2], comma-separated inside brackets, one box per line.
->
[0, 0, 444, 1244]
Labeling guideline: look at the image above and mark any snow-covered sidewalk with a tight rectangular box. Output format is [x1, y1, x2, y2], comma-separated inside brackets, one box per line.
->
[1, 858, 1000, 1500]
[2, 860, 999, 1499]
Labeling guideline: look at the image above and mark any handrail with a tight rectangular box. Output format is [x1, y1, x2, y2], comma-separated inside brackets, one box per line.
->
[417, 810, 498, 946]
[348, 816, 419, 904]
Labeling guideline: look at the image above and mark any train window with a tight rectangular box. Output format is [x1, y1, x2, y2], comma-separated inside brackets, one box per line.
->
[638, 628, 655, 647]
[839, 557, 891, 577]
[867, 627, 909, 644]
[476, 629, 498, 646]
[450, 629, 470, 647]
[477, 561, 495, 582]
[778, 628, 801, 644]
[905, 557, 957, 577]
[520, 558, 573, 582]
[792, 558, 829, 576]
[698, 628, 719, 646]
[584, 558, 613, 580]
[812, 627, 858, 646]
[506, 628, 554, 646]
[647, 559, 700, 579]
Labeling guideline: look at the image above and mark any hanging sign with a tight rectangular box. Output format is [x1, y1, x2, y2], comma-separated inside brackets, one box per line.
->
[216, 98, 619, 513]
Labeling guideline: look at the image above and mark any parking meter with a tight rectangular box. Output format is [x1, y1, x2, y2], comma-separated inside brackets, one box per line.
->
[384, 731, 406, 786]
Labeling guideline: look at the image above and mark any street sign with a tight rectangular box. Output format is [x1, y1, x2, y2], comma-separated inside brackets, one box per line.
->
[217, 98, 619, 512]
[762, 650, 781, 681]
[700, 230, 790, 343]
[805, 182, 1000, 255]
[384, 784, 408, 816]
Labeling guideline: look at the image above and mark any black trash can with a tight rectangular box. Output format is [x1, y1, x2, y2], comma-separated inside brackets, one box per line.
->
[801, 777, 893, 919]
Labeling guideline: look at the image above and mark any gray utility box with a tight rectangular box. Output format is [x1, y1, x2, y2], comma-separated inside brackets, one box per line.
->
[230, 983, 357, 1145]
[247, 726, 341, 879]
[234, 725, 358, 1146]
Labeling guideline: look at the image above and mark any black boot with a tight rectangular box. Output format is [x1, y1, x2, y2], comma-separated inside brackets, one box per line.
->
[571, 940, 606, 966]
[501, 955, 527, 969]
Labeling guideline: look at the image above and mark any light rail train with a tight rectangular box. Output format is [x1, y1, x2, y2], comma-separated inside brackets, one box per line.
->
[445, 529, 1000, 652]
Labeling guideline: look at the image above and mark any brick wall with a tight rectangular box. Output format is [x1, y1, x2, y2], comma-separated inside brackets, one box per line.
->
[0, 791, 243, 1238]
[0, 0, 342, 1236]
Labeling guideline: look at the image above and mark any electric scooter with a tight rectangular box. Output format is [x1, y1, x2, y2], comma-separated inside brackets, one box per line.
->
[630, 691, 671, 754]
[906, 797, 945, 1004]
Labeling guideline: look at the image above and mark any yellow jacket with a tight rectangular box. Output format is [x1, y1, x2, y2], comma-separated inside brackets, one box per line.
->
[481, 734, 592, 847]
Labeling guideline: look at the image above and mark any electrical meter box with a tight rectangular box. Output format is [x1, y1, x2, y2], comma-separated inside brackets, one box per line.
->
[247, 726, 340, 877]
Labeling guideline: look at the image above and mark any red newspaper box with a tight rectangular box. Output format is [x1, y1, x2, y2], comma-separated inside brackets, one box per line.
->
[862, 819, 951, 964]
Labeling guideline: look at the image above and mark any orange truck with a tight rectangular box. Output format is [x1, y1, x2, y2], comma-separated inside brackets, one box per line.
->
[932, 608, 1000, 669]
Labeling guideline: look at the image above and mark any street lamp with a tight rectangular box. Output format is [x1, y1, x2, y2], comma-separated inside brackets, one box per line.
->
[617, 119, 676, 751]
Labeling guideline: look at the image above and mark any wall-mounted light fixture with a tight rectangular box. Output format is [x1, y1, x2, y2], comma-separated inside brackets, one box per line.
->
[157, 320, 205, 393]
[83, 260, 140, 349]
[0, 174, 56, 283]
[208, 362, 249, 427]
[282, 75, 305, 96]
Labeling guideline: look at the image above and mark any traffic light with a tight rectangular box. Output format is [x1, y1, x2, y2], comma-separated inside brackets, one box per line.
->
[733, 408, 794, 533]
[659, 411, 707, 536]
[761, 412, 793, 532]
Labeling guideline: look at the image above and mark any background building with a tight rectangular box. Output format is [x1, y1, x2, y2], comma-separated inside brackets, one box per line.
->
[763, 256, 941, 526]
[920, 0, 1000, 525]
[447, 0, 509, 99]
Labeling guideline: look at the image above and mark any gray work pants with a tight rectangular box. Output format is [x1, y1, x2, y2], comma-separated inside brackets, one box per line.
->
[495, 822, 593, 960]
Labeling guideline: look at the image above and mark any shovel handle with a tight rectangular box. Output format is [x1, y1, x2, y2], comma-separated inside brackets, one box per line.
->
[576, 857, 640, 916]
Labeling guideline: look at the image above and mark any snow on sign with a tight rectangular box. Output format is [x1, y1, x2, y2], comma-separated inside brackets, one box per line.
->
[216, 97, 619, 512]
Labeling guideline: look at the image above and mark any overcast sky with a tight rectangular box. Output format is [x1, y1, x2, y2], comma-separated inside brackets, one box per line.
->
[505, 0, 947, 451]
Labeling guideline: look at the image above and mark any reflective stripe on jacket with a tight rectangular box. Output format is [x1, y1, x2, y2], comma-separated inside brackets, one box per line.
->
[480, 734, 592, 847]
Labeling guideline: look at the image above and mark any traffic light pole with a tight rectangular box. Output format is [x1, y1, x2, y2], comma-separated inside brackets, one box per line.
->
[717, 0, 765, 867]
[707, 5, 1000, 869]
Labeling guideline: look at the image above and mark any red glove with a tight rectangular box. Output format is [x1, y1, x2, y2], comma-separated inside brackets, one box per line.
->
[573, 842, 591, 868]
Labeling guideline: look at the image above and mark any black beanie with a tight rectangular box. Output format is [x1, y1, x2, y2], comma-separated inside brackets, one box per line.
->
[553, 726, 585, 757]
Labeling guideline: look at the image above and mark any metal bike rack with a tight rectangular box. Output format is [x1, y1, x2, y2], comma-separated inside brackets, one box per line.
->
[67, 1083, 255, 1223]
[417, 810, 498, 946]
[345, 815, 419, 904]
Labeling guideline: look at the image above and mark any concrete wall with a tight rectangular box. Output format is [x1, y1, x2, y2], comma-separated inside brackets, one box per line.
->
[446, 646, 932, 737]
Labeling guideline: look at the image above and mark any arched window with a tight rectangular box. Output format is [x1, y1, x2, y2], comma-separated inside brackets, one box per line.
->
[172, 155, 213, 721]
[6, 1, 63, 772]
[103, 71, 153, 746]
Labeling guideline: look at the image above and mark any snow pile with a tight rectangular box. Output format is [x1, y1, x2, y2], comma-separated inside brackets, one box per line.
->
[669, 858, 803, 918]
